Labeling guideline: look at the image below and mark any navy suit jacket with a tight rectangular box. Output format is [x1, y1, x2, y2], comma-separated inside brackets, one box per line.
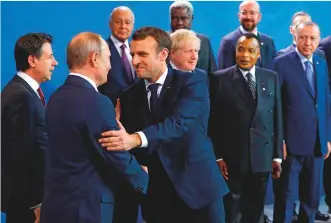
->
[319, 36, 331, 76]
[41, 75, 148, 223]
[209, 66, 283, 173]
[217, 28, 276, 70]
[196, 33, 217, 73]
[1, 75, 46, 212]
[98, 37, 138, 105]
[273, 51, 331, 156]
[119, 67, 228, 209]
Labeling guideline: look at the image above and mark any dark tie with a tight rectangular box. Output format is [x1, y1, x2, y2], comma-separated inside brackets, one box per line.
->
[37, 87, 46, 106]
[246, 72, 256, 99]
[148, 83, 160, 115]
[304, 60, 315, 97]
[120, 44, 134, 84]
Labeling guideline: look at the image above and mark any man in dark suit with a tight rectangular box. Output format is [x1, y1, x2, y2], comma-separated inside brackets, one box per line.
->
[209, 33, 283, 223]
[275, 12, 329, 222]
[1, 33, 58, 223]
[98, 6, 137, 105]
[99, 27, 228, 223]
[273, 22, 331, 223]
[319, 35, 331, 215]
[40, 32, 148, 223]
[218, 1, 276, 70]
[169, 1, 217, 73]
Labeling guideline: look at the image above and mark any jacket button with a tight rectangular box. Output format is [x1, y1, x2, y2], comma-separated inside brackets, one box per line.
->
[264, 126, 269, 130]
[268, 109, 272, 113]
[265, 142, 269, 146]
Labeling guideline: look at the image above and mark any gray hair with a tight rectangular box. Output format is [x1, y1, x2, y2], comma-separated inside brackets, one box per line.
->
[169, 1, 194, 17]
[291, 11, 311, 26]
[170, 29, 200, 51]
[109, 6, 135, 23]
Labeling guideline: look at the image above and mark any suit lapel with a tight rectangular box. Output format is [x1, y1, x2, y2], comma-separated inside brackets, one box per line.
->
[135, 80, 151, 125]
[257, 33, 265, 67]
[13, 75, 44, 106]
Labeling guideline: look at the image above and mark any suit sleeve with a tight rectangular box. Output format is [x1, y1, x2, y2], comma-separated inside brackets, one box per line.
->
[6, 91, 44, 207]
[273, 73, 284, 159]
[218, 38, 234, 69]
[85, 96, 148, 192]
[141, 72, 209, 155]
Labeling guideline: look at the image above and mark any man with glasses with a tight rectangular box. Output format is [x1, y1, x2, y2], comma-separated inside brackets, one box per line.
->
[217, 0, 276, 70]
[169, 1, 217, 74]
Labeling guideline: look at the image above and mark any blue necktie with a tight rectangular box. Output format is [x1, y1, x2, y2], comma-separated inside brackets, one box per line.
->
[148, 83, 160, 115]
[304, 60, 315, 97]
[120, 44, 134, 84]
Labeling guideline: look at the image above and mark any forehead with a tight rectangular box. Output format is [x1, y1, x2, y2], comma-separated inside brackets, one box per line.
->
[178, 40, 199, 49]
[171, 7, 189, 15]
[112, 9, 133, 21]
[237, 37, 259, 48]
[297, 25, 320, 36]
[131, 36, 157, 51]
[240, 2, 259, 11]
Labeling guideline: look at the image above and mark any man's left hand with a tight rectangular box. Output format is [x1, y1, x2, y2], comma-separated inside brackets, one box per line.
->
[271, 161, 282, 179]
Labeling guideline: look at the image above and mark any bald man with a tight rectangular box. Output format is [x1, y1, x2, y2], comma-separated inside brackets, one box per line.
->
[41, 32, 148, 223]
[217, 0, 276, 70]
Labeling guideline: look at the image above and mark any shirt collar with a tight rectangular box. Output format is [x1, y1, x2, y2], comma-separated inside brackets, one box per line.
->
[144, 67, 168, 91]
[295, 47, 313, 64]
[239, 25, 258, 36]
[239, 65, 256, 81]
[69, 72, 98, 92]
[17, 71, 40, 92]
[110, 35, 129, 50]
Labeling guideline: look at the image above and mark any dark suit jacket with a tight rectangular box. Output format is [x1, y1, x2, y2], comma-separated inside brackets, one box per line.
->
[196, 33, 217, 73]
[209, 66, 283, 173]
[217, 28, 276, 70]
[319, 36, 331, 76]
[98, 37, 138, 105]
[41, 75, 148, 223]
[1, 75, 46, 213]
[273, 51, 331, 156]
[119, 67, 228, 209]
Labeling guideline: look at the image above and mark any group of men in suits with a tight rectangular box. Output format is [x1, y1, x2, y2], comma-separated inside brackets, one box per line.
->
[2, 1, 331, 223]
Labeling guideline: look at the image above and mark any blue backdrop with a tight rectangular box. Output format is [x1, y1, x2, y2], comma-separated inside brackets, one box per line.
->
[1, 1, 331, 221]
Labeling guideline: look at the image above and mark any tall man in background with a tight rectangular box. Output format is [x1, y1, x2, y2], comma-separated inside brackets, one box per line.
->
[169, 1, 217, 73]
[1, 33, 58, 223]
[99, 6, 137, 105]
[218, 0, 276, 70]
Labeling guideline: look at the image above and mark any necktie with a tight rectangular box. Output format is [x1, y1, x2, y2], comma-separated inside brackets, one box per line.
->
[304, 60, 315, 96]
[37, 87, 46, 106]
[148, 83, 160, 115]
[120, 44, 134, 84]
[246, 72, 256, 99]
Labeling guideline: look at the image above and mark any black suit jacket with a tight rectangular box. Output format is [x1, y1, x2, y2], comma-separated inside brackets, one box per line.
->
[98, 37, 138, 105]
[319, 36, 331, 76]
[196, 33, 217, 73]
[209, 65, 283, 173]
[1, 75, 46, 212]
[217, 28, 276, 70]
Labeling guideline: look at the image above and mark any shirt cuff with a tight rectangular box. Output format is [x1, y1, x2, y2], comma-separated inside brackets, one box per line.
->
[216, 158, 223, 162]
[30, 203, 42, 209]
[136, 131, 148, 148]
[273, 158, 282, 163]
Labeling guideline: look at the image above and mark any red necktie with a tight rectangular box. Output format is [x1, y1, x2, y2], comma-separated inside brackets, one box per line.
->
[37, 87, 46, 106]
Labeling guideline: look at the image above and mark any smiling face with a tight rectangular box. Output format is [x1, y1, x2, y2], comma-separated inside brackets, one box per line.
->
[238, 1, 261, 32]
[236, 36, 260, 70]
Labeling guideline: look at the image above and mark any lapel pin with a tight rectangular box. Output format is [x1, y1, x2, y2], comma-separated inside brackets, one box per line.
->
[262, 87, 266, 91]
[261, 42, 264, 46]
[316, 61, 319, 65]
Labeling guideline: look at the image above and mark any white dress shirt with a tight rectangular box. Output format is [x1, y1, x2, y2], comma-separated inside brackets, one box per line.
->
[136, 67, 168, 148]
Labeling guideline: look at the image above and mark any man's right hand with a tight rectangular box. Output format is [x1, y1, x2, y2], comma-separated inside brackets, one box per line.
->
[216, 160, 228, 181]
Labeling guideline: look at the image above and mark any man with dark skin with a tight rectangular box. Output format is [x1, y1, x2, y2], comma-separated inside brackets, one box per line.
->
[209, 33, 283, 223]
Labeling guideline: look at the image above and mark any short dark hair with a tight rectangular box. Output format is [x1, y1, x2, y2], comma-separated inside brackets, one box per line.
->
[132, 27, 171, 53]
[237, 33, 261, 48]
[14, 33, 53, 71]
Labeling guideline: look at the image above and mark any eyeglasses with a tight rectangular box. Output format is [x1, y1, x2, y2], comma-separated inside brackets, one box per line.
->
[239, 11, 260, 16]
[171, 16, 191, 21]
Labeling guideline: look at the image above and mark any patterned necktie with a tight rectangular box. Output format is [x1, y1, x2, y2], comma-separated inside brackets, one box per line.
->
[148, 83, 160, 115]
[246, 72, 256, 99]
[37, 87, 46, 106]
[304, 60, 315, 97]
[120, 44, 134, 84]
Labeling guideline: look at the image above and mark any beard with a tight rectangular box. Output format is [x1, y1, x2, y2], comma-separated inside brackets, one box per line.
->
[241, 20, 257, 32]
